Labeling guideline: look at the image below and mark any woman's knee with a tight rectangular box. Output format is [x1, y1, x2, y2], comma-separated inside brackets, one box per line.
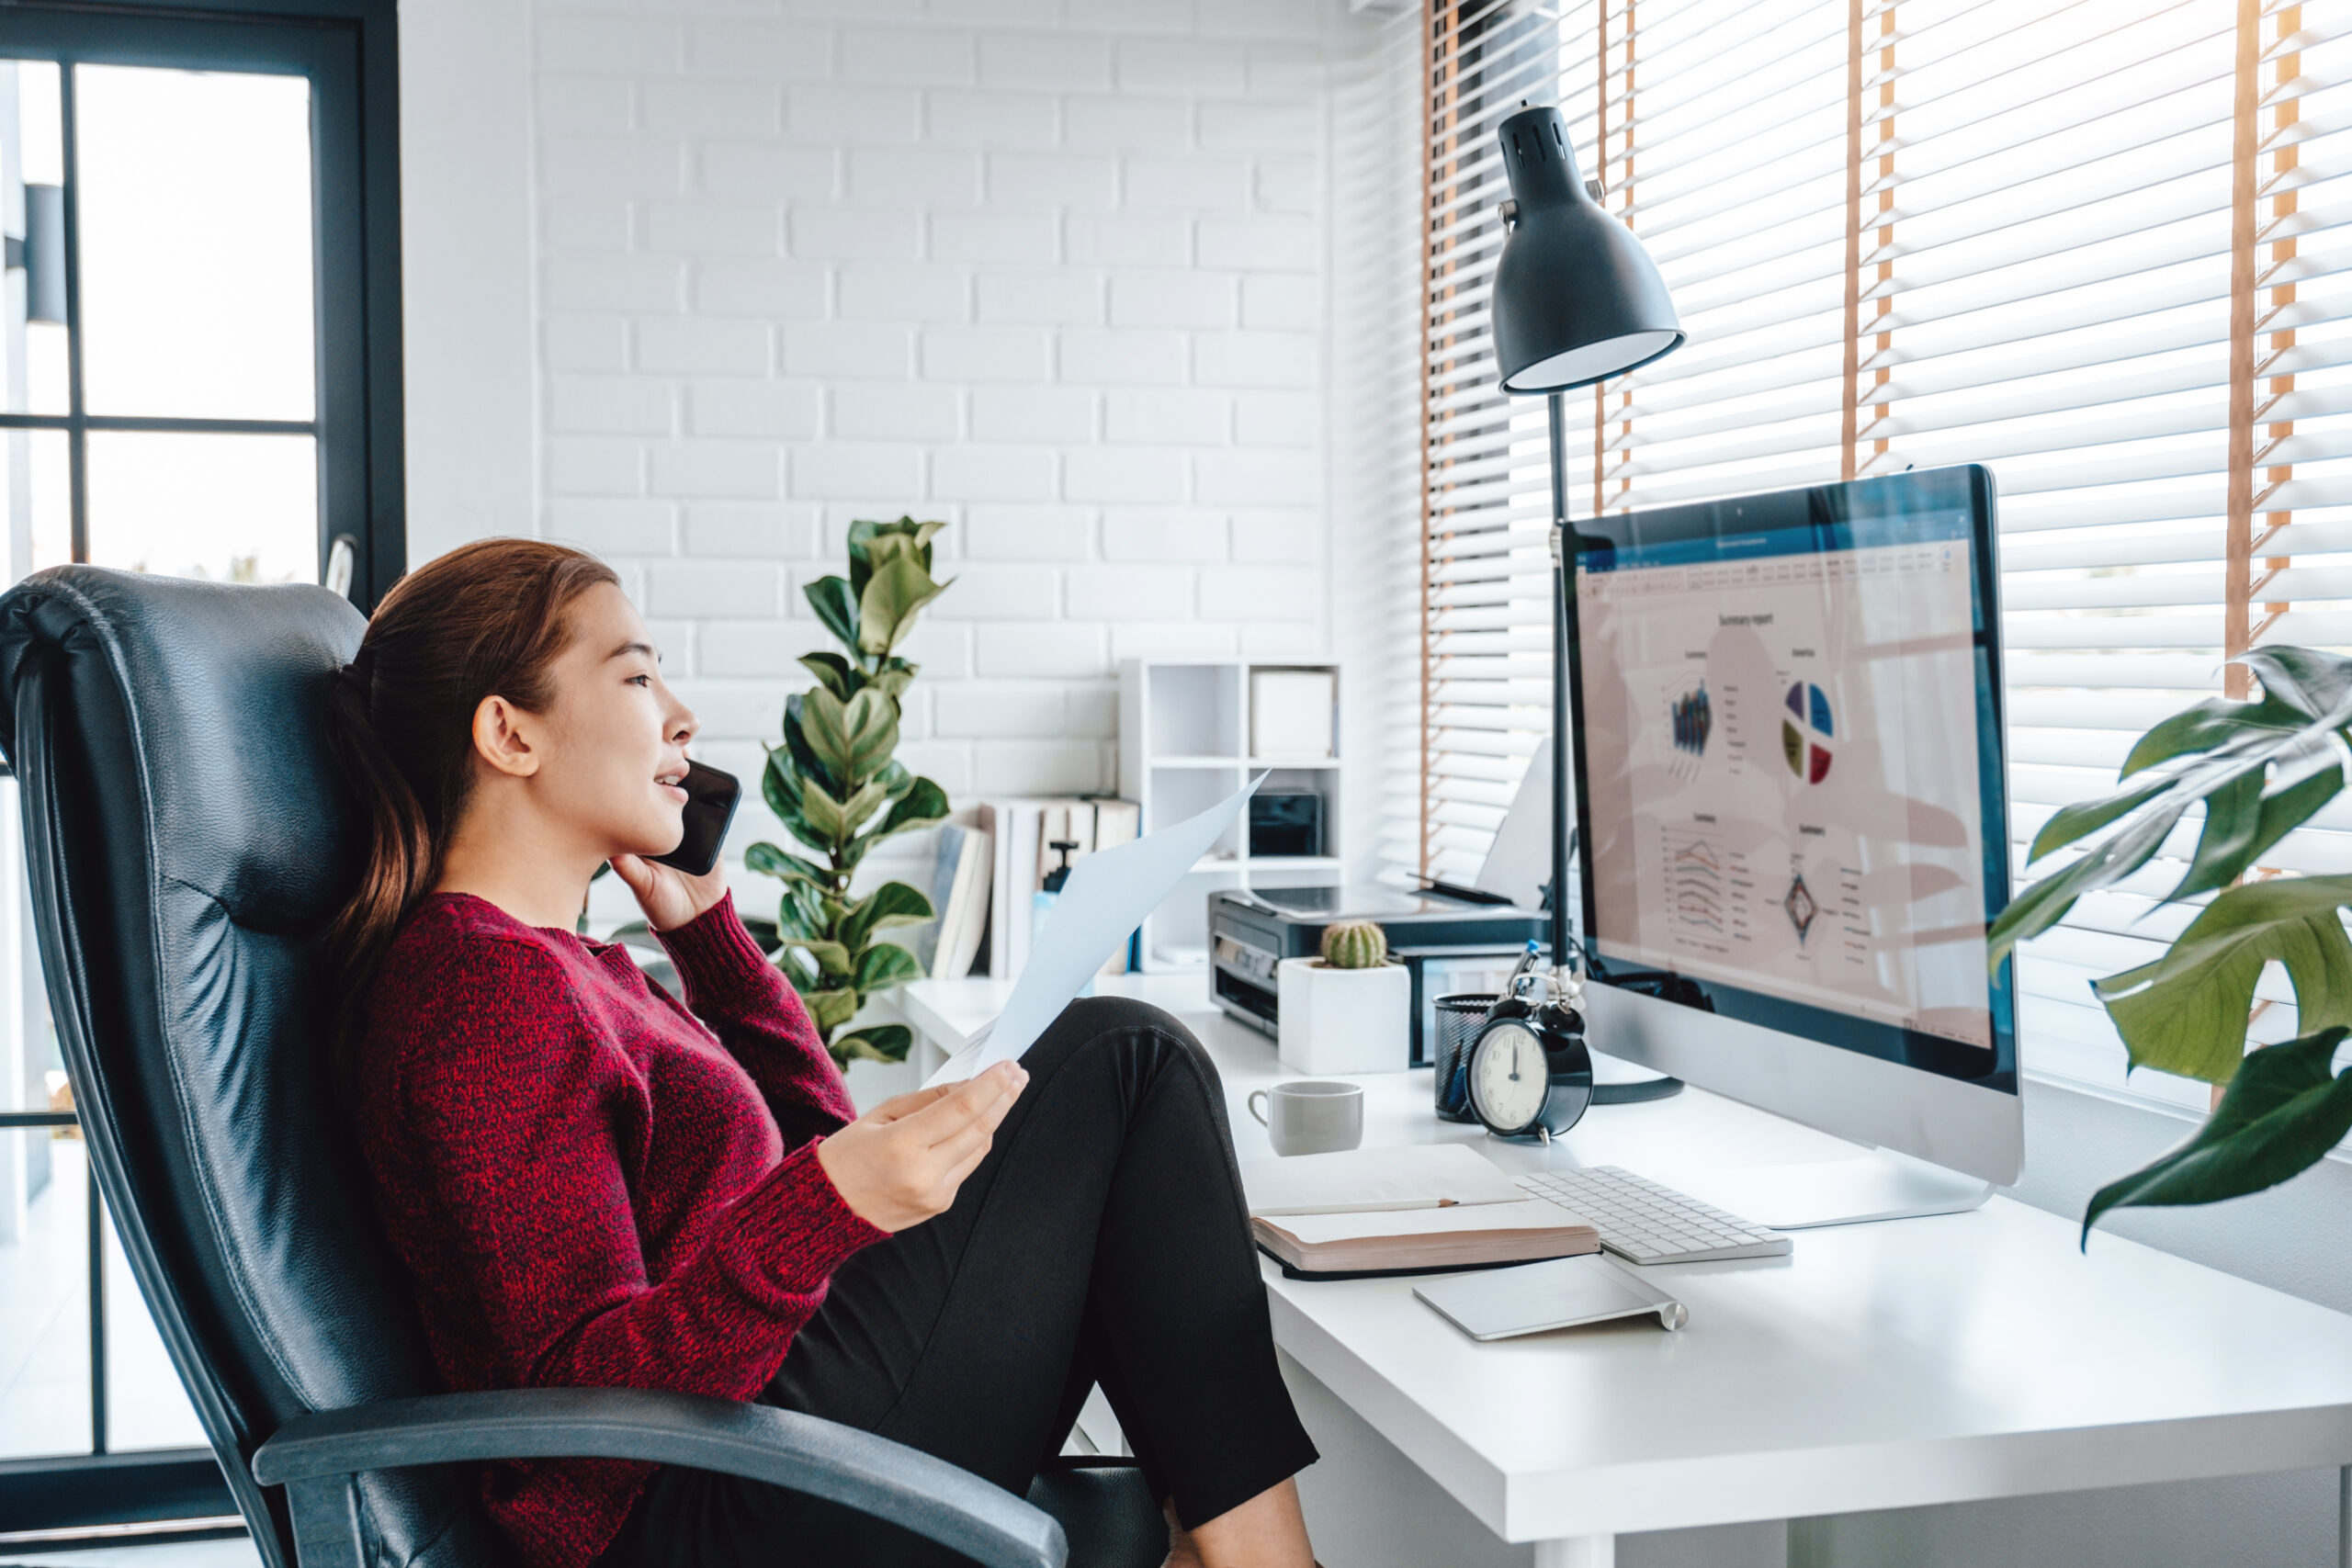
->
[1035, 996, 1217, 1082]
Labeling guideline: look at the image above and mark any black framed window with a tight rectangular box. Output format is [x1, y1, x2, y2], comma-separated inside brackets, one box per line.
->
[0, 0, 401, 605]
[0, 0, 400, 1544]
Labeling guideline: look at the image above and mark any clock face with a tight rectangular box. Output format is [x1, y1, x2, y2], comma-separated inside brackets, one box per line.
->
[1469, 1018, 1550, 1134]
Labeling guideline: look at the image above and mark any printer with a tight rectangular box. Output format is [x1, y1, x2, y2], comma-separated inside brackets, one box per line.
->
[1208, 885, 1545, 1066]
[1213, 752, 1562, 1064]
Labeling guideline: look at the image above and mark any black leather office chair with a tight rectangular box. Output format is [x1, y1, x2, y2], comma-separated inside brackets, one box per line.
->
[0, 567, 1162, 1568]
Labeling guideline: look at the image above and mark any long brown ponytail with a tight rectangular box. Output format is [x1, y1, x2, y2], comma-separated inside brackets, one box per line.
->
[322, 538, 619, 1081]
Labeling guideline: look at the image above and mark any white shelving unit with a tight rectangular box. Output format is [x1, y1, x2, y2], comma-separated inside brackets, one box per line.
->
[1118, 659, 1341, 973]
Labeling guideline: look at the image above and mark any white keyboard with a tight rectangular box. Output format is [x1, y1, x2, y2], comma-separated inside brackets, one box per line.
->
[1518, 1166, 1792, 1266]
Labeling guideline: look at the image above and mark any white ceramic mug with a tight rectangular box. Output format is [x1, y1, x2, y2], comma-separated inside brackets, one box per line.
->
[1248, 1080, 1365, 1156]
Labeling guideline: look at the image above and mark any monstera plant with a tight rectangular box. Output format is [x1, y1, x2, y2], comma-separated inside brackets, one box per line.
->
[747, 518, 953, 1066]
[1990, 647, 2352, 1241]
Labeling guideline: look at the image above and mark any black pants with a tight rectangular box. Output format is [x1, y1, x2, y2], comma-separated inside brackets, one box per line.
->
[599, 998, 1318, 1568]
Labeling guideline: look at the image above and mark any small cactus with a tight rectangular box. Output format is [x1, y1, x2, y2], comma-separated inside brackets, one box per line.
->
[1320, 919, 1388, 970]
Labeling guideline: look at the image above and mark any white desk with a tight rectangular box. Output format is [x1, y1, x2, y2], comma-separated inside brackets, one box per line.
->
[901, 976, 2352, 1568]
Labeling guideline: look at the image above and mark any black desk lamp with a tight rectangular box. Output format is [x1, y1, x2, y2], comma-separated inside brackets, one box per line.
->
[1487, 102, 1684, 996]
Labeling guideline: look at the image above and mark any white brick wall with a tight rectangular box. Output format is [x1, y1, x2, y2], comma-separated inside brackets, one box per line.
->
[528, 0, 1384, 882]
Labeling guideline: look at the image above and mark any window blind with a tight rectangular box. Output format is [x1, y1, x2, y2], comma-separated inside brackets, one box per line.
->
[1404, 0, 2352, 1111]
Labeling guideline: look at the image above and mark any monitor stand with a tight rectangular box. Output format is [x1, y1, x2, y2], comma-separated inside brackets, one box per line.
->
[1666, 1146, 1994, 1231]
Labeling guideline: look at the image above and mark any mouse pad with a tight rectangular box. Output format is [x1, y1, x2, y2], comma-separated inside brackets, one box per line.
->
[1415, 1253, 1688, 1339]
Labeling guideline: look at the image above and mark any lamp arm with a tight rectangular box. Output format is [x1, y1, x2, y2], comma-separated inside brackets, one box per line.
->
[1547, 390, 1575, 993]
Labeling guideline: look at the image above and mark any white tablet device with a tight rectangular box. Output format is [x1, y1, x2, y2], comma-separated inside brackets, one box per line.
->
[1415, 1254, 1689, 1340]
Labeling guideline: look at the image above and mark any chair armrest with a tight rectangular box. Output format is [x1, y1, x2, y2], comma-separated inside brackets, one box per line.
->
[252, 1387, 1065, 1568]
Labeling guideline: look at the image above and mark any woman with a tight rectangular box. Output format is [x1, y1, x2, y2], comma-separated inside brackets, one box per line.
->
[327, 539, 1320, 1568]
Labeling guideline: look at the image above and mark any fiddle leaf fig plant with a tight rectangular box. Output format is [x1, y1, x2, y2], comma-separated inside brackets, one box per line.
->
[1986, 647, 2352, 1241]
[748, 518, 953, 1066]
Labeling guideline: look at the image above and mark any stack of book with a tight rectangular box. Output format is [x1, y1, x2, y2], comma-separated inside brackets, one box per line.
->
[912, 797, 1143, 981]
[1241, 1145, 1600, 1279]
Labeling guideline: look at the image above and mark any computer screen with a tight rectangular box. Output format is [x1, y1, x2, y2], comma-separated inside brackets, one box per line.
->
[1566, 465, 2016, 1092]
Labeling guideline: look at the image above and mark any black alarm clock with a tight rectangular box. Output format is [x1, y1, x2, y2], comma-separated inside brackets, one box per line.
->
[1465, 980, 1594, 1142]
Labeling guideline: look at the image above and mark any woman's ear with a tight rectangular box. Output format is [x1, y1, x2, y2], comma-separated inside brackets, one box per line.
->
[470, 694, 541, 779]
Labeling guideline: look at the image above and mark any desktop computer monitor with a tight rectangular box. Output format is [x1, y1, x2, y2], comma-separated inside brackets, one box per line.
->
[1564, 464, 2020, 1222]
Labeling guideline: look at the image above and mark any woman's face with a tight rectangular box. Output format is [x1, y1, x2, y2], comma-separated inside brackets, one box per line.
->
[526, 582, 700, 859]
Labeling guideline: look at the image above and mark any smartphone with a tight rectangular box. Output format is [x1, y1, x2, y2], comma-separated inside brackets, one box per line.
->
[652, 760, 742, 876]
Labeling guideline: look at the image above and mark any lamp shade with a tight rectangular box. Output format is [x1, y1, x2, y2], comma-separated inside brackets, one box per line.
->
[1492, 104, 1683, 393]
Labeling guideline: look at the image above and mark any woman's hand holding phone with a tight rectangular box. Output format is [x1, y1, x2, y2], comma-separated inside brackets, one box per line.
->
[816, 1062, 1028, 1232]
[610, 851, 730, 932]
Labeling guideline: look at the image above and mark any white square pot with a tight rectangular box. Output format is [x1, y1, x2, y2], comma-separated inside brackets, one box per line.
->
[1277, 957, 1411, 1075]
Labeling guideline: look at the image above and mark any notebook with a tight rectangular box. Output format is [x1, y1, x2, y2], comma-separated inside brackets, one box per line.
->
[1241, 1145, 1600, 1280]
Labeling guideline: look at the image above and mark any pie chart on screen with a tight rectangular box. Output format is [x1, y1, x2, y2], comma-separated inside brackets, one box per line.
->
[1781, 682, 1833, 784]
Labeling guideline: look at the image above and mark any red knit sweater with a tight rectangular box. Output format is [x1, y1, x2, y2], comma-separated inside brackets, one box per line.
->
[356, 891, 886, 1568]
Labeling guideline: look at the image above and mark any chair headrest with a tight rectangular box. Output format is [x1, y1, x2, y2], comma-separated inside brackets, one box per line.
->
[0, 568, 370, 931]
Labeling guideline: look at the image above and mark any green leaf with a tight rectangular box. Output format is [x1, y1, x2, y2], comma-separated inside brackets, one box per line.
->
[2084, 1027, 2352, 1243]
[2165, 766, 2266, 905]
[796, 688, 851, 781]
[2120, 694, 2307, 778]
[869, 662, 917, 705]
[783, 695, 834, 795]
[771, 806, 828, 861]
[2252, 761, 2346, 867]
[839, 777, 893, 835]
[763, 743, 802, 812]
[905, 517, 946, 566]
[841, 690, 900, 784]
[1987, 802, 2188, 965]
[744, 840, 828, 886]
[847, 519, 931, 601]
[775, 882, 827, 944]
[740, 916, 780, 953]
[788, 938, 854, 979]
[2004, 647, 2352, 956]
[844, 518, 889, 600]
[856, 555, 950, 659]
[858, 531, 924, 581]
[846, 523, 875, 599]
[848, 518, 944, 595]
[803, 987, 859, 1036]
[2027, 775, 2170, 866]
[839, 880, 934, 953]
[805, 575, 860, 654]
[854, 941, 924, 995]
[831, 1024, 913, 1066]
[798, 652, 856, 703]
[2116, 648, 2352, 780]
[799, 686, 899, 790]
[2239, 646, 2352, 723]
[846, 522, 899, 600]
[2093, 874, 2352, 1082]
[793, 773, 854, 850]
[2172, 761, 2346, 903]
[767, 793, 834, 858]
[866, 776, 951, 846]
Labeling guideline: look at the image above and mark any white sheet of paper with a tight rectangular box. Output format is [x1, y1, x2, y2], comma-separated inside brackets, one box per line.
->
[925, 774, 1266, 1087]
